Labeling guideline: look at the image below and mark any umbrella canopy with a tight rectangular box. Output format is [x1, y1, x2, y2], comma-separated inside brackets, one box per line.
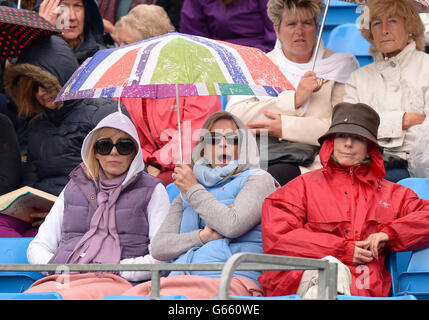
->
[0, 6, 60, 59]
[55, 32, 294, 162]
[56, 32, 294, 102]
[339, 0, 429, 12]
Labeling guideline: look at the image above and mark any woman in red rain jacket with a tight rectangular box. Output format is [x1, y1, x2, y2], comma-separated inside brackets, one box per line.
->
[259, 102, 429, 297]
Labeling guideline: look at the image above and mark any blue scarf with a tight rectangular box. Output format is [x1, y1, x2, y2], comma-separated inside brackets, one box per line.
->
[193, 158, 239, 187]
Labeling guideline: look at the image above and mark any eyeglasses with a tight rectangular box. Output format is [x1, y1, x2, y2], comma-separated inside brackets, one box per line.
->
[204, 132, 239, 145]
[94, 138, 136, 156]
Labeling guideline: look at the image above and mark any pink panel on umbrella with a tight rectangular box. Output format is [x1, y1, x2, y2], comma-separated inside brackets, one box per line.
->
[93, 47, 140, 89]
[216, 40, 294, 91]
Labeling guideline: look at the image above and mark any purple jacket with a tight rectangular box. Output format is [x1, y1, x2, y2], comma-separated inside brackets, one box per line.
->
[48, 165, 160, 264]
[180, 0, 276, 52]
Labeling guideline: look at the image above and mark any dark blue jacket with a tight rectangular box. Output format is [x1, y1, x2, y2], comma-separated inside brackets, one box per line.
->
[4, 35, 129, 196]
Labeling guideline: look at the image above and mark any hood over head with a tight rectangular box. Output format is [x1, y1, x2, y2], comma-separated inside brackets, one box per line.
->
[3, 35, 79, 114]
[319, 135, 386, 182]
[35, 0, 104, 40]
[82, 0, 105, 40]
[81, 112, 145, 186]
[191, 110, 260, 174]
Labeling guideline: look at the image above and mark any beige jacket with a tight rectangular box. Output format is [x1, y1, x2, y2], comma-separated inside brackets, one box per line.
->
[344, 42, 429, 162]
[226, 49, 345, 172]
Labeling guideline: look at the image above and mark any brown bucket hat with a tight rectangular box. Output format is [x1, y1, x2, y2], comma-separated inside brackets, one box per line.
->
[318, 102, 380, 146]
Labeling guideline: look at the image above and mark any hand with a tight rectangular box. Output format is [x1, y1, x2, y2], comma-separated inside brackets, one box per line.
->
[102, 19, 115, 34]
[362, 232, 389, 260]
[353, 242, 374, 265]
[29, 210, 49, 227]
[295, 71, 319, 108]
[199, 225, 223, 244]
[247, 110, 282, 138]
[147, 165, 161, 177]
[173, 162, 197, 193]
[38, 0, 61, 26]
[402, 113, 426, 130]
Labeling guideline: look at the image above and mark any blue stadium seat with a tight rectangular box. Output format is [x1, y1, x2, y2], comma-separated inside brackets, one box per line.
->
[397, 178, 429, 199]
[0, 237, 44, 293]
[0, 292, 63, 300]
[220, 95, 228, 110]
[387, 178, 429, 299]
[166, 182, 180, 203]
[326, 23, 372, 66]
[102, 294, 187, 300]
[395, 247, 429, 300]
[322, 0, 359, 43]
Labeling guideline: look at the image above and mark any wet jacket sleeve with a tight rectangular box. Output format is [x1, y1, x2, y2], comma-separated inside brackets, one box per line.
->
[378, 186, 429, 252]
[261, 176, 356, 265]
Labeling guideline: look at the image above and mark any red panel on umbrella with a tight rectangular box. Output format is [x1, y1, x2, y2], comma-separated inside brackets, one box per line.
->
[0, 6, 60, 58]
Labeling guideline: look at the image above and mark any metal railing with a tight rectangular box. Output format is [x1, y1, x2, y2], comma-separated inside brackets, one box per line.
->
[0, 253, 338, 300]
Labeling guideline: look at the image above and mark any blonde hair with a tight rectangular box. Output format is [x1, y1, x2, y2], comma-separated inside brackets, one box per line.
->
[85, 127, 137, 181]
[362, 0, 425, 55]
[267, 0, 325, 27]
[16, 76, 43, 118]
[115, 4, 175, 42]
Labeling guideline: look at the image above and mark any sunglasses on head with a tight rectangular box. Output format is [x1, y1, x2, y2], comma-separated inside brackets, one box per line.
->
[204, 132, 239, 145]
[94, 138, 136, 156]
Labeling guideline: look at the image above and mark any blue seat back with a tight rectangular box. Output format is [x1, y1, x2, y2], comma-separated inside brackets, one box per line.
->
[397, 178, 429, 200]
[166, 182, 180, 203]
[220, 95, 228, 110]
[326, 23, 372, 66]
[0, 237, 33, 264]
[0, 292, 63, 300]
[389, 178, 429, 297]
[407, 247, 429, 273]
[0, 237, 44, 293]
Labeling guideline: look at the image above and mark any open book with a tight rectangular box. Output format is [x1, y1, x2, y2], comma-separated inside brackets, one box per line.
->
[0, 186, 57, 223]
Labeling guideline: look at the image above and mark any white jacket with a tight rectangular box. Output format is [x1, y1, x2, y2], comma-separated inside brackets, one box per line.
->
[344, 42, 429, 161]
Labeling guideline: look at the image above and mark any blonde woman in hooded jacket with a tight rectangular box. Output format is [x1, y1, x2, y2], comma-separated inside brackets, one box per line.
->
[25, 112, 170, 299]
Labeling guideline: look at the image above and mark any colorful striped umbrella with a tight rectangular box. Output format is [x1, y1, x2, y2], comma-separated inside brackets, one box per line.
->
[56, 32, 294, 101]
[56, 32, 295, 160]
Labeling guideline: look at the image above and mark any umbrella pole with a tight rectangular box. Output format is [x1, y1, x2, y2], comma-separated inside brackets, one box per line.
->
[175, 84, 183, 162]
[311, 0, 330, 71]
[17, 0, 21, 8]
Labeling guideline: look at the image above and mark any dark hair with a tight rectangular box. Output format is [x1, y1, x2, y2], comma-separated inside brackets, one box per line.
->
[222, 0, 236, 6]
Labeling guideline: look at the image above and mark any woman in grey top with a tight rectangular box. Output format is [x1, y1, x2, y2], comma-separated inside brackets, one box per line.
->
[121, 110, 278, 299]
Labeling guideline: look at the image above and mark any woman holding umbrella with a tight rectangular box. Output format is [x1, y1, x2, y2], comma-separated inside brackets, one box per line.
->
[343, 0, 429, 182]
[226, 0, 359, 186]
[120, 111, 278, 299]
